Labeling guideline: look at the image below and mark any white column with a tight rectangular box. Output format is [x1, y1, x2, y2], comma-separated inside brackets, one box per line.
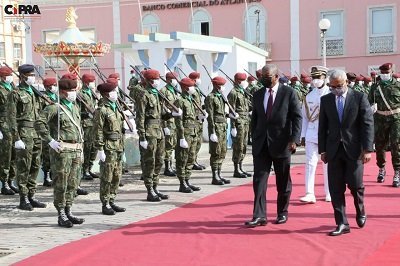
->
[290, 0, 300, 75]
[25, 21, 33, 64]
[112, 0, 122, 83]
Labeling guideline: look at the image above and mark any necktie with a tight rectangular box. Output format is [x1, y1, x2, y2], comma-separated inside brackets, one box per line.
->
[266, 88, 273, 119]
[337, 95, 344, 123]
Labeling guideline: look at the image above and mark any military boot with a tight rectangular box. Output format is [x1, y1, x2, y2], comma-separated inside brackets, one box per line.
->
[102, 203, 116, 215]
[163, 160, 176, 177]
[239, 162, 252, 177]
[377, 168, 386, 183]
[192, 162, 203, 171]
[153, 185, 169, 199]
[19, 195, 33, 211]
[89, 167, 100, 179]
[1, 180, 15, 195]
[76, 187, 89, 196]
[179, 180, 193, 193]
[185, 179, 201, 191]
[28, 195, 47, 208]
[233, 163, 247, 178]
[211, 169, 224, 185]
[392, 170, 400, 188]
[82, 171, 94, 181]
[8, 180, 19, 193]
[43, 171, 53, 187]
[65, 207, 85, 224]
[196, 161, 206, 170]
[110, 202, 126, 212]
[146, 187, 161, 202]
[218, 165, 231, 184]
[58, 209, 73, 228]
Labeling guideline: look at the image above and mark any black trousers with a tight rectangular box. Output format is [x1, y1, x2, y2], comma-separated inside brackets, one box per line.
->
[252, 142, 292, 219]
[327, 144, 365, 225]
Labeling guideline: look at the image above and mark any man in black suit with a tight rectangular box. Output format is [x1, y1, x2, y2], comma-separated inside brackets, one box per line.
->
[318, 69, 374, 236]
[245, 64, 302, 227]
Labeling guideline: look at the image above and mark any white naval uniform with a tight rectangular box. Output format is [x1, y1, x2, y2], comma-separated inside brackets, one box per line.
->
[301, 85, 331, 198]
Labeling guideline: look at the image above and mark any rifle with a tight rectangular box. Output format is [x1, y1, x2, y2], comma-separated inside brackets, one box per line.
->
[130, 65, 180, 113]
[3, 62, 54, 105]
[218, 68, 253, 100]
[163, 63, 207, 116]
[175, 66, 206, 98]
[243, 69, 259, 81]
[202, 65, 238, 117]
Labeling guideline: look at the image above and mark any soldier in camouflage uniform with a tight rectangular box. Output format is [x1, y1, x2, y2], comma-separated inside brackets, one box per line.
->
[136, 69, 182, 201]
[289, 76, 304, 103]
[301, 75, 312, 95]
[189, 72, 206, 171]
[35, 78, 85, 228]
[8, 64, 46, 210]
[205, 76, 233, 185]
[93, 82, 126, 215]
[228, 73, 252, 179]
[160, 72, 179, 177]
[363, 76, 372, 95]
[353, 76, 364, 93]
[80, 73, 98, 180]
[347, 72, 357, 90]
[368, 63, 400, 187]
[128, 70, 139, 88]
[174, 78, 202, 193]
[40, 77, 59, 187]
[0, 67, 18, 195]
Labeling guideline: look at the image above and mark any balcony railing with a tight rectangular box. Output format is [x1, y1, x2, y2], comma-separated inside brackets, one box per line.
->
[369, 36, 394, 54]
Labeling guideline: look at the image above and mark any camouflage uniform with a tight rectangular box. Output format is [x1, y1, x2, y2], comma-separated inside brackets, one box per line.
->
[291, 82, 306, 103]
[41, 91, 57, 175]
[192, 89, 205, 168]
[353, 83, 364, 93]
[248, 83, 260, 96]
[93, 99, 124, 205]
[8, 84, 42, 198]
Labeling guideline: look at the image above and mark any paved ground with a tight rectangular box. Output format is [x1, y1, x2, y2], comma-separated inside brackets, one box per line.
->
[0, 144, 305, 265]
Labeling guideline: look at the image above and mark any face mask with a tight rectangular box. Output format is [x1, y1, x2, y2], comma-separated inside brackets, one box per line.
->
[66, 91, 77, 102]
[5, 75, 13, 84]
[117, 80, 121, 87]
[397, 78, 400, 82]
[171, 79, 178, 87]
[108, 91, 118, 102]
[251, 81, 257, 86]
[50, 86, 58, 94]
[358, 81, 363, 86]
[311, 79, 324, 88]
[195, 79, 201, 86]
[368, 82, 372, 86]
[380, 73, 391, 81]
[330, 86, 346, 96]
[26, 76, 35, 85]
[88, 82, 96, 89]
[240, 81, 248, 89]
[188, 86, 196, 95]
[151, 79, 161, 90]
[261, 77, 273, 88]
[295, 81, 301, 86]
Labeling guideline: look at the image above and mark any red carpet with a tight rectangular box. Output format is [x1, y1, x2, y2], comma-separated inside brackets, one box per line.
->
[16, 153, 400, 266]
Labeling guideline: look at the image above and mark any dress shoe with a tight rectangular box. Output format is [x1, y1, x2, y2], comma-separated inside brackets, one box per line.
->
[110, 202, 126, 212]
[325, 195, 331, 202]
[356, 215, 366, 228]
[377, 168, 385, 183]
[329, 224, 350, 236]
[245, 217, 267, 228]
[299, 193, 316, 204]
[275, 215, 288, 224]
[89, 171, 100, 179]
[76, 187, 89, 196]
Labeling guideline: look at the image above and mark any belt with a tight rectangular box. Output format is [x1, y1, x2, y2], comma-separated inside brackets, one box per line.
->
[214, 116, 226, 123]
[105, 132, 121, 140]
[147, 119, 160, 125]
[17, 121, 35, 128]
[376, 108, 400, 116]
[60, 142, 83, 151]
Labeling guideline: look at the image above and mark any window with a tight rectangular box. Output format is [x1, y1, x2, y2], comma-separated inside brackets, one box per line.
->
[191, 10, 211, 36]
[248, 62, 257, 77]
[80, 28, 96, 42]
[43, 30, 60, 43]
[369, 7, 395, 53]
[14, 43, 22, 59]
[142, 14, 159, 35]
[245, 6, 266, 49]
[321, 11, 344, 56]
[0, 42, 5, 58]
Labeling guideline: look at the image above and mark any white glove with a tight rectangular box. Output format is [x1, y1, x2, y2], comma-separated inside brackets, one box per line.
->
[97, 150, 106, 162]
[197, 112, 209, 120]
[231, 128, 237, 137]
[0, 131, 3, 140]
[249, 111, 253, 116]
[163, 127, 171, 136]
[371, 103, 377, 114]
[49, 139, 62, 152]
[172, 108, 183, 117]
[15, 140, 26, 150]
[210, 133, 218, 143]
[140, 140, 148, 149]
[179, 139, 189, 149]
[123, 121, 129, 130]
[229, 113, 239, 120]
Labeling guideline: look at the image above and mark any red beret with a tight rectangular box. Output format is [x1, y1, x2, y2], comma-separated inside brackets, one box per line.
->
[363, 76, 372, 82]
[393, 73, 400, 79]
[82, 73, 95, 83]
[0, 66, 12, 77]
[43, 77, 57, 87]
[166, 72, 178, 80]
[370, 71, 377, 77]
[234, 72, 247, 81]
[300, 73, 308, 79]
[379, 63, 393, 71]
[247, 76, 255, 82]
[290, 76, 299, 82]
[144, 69, 160, 80]
[188, 72, 200, 80]
[303, 77, 312, 83]
[61, 73, 77, 80]
[179, 78, 195, 88]
[109, 73, 120, 79]
[346, 72, 357, 81]
[356, 76, 364, 82]
[212, 76, 226, 86]
[97, 82, 116, 93]
[256, 70, 262, 78]
[106, 78, 118, 88]
[58, 79, 77, 90]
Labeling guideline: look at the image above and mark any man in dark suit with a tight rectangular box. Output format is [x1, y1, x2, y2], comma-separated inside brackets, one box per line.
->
[245, 64, 302, 227]
[318, 69, 374, 236]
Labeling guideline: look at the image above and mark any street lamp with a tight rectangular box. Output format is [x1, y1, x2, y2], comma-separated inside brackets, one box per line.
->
[319, 18, 331, 67]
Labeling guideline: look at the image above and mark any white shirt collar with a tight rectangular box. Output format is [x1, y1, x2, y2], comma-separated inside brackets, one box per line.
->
[267, 82, 279, 93]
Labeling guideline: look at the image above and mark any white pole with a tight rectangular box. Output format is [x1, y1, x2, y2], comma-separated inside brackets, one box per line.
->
[190, 0, 194, 33]
[244, 0, 252, 43]
[322, 31, 327, 67]
[138, 0, 143, 34]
